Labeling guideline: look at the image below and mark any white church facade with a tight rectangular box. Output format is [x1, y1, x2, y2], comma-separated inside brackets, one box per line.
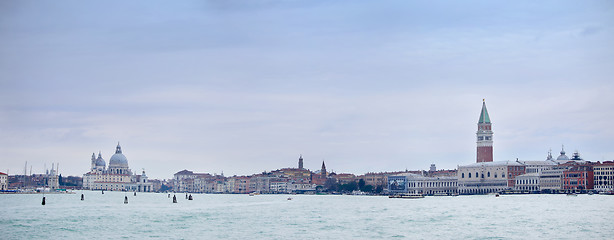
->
[82, 143, 153, 192]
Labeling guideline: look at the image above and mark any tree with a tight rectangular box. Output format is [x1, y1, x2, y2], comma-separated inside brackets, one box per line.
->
[362, 185, 374, 192]
[358, 179, 366, 190]
[324, 178, 338, 192]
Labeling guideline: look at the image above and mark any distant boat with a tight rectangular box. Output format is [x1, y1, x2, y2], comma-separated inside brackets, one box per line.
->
[389, 193, 424, 199]
[287, 197, 293, 200]
[566, 193, 578, 196]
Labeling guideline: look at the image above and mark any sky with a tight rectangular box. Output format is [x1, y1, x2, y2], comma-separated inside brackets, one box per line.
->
[1, 0, 613, 179]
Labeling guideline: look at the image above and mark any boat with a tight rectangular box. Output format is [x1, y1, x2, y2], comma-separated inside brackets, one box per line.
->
[389, 193, 424, 199]
[566, 193, 578, 196]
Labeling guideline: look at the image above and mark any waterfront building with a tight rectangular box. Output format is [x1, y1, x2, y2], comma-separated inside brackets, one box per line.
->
[287, 182, 317, 193]
[0, 172, 7, 191]
[271, 168, 312, 184]
[332, 173, 357, 185]
[593, 161, 614, 192]
[514, 173, 540, 192]
[539, 168, 564, 192]
[269, 178, 289, 193]
[561, 162, 594, 191]
[228, 176, 250, 194]
[388, 173, 457, 195]
[476, 100, 493, 163]
[457, 161, 526, 194]
[514, 159, 557, 192]
[173, 169, 196, 192]
[360, 173, 388, 190]
[224, 177, 236, 193]
[82, 143, 152, 192]
[173, 170, 216, 193]
[125, 170, 152, 192]
[250, 175, 272, 193]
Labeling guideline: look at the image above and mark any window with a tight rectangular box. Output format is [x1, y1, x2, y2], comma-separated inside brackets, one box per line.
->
[469, 173, 471, 178]
[462, 173, 465, 178]
[488, 172, 491, 177]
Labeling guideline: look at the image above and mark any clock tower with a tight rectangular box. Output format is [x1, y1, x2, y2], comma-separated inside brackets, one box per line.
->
[476, 100, 493, 163]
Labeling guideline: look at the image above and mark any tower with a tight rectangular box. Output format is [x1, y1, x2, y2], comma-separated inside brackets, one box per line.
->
[298, 155, 304, 169]
[476, 99, 493, 163]
[90, 153, 96, 171]
[321, 161, 327, 177]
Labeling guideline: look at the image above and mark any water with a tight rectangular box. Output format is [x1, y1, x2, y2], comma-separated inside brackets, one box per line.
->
[1, 192, 613, 239]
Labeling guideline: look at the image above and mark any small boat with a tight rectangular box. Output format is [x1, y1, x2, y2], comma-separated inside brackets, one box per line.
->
[495, 193, 500, 197]
[287, 197, 293, 200]
[566, 193, 578, 196]
[389, 193, 424, 199]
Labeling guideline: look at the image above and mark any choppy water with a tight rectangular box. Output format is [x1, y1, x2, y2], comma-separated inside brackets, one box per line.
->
[1, 192, 613, 239]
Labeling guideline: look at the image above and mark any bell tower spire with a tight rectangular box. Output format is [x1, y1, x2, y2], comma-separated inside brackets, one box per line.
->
[321, 161, 327, 177]
[476, 99, 493, 163]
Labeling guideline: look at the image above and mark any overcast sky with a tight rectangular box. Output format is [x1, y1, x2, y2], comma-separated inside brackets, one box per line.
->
[1, 0, 613, 179]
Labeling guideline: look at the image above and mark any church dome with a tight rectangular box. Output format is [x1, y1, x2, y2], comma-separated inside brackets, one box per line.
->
[95, 157, 106, 166]
[94, 152, 106, 166]
[556, 147, 569, 161]
[108, 143, 129, 168]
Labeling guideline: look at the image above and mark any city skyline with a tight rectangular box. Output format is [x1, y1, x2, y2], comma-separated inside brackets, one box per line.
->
[1, 1, 613, 179]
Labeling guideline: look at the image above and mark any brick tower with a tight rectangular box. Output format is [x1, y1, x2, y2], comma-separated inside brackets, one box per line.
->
[476, 99, 493, 163]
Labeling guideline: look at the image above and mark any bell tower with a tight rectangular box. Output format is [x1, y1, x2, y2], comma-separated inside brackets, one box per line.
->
[476, 99, 493, 163]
